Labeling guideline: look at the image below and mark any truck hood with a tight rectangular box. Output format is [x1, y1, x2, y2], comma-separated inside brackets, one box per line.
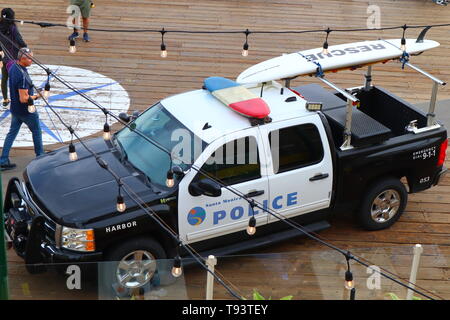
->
[25, 137, 161, 226]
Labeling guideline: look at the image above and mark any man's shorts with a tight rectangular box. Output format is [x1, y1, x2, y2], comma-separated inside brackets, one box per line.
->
[70, 0, 91, 18]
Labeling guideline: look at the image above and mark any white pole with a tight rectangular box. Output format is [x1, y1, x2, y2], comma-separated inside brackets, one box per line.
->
[406, 244, 423, 300]
[206, 255, 217, 300]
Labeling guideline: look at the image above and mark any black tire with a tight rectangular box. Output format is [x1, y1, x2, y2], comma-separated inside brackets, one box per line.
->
[358, 178, 408, 231]
[100, 236, 166, 298]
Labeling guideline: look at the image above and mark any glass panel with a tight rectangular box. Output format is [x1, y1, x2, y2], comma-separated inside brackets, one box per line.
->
[199, 136, 261, 185]
[5, 245, 448, 300]
[269, 123, 324, 174]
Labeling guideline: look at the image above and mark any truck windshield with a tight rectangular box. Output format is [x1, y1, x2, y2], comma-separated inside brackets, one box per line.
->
[115, 103, 206, 188]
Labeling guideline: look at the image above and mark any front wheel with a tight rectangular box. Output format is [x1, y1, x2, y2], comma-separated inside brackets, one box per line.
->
[358, 178, 408, 230]
[101, 237, 166, 298]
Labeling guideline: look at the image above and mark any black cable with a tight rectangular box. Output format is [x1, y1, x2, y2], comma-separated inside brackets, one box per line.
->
[0, 40, 244, 300]
[0, 30, 442, 300]
[5, 17, 450, 34]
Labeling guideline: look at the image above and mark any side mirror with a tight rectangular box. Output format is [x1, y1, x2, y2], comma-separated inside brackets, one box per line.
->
[119, 111, 141, 123]
[132, 110, 141, 119]
[118, 112, 131, 123]
[189, 178, 222, 197]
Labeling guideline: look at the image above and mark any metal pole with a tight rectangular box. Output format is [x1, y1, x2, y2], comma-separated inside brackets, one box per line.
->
[428, 82, 439, 126]
[404, 62, 446, 85]
[205, 255, 217, 300]
[406, 244, 423, 300]
[0, 170, 9, 300]
[341, 99, 355, 150]
[364, 65, 373, 91]
[350, 288, 356, 300]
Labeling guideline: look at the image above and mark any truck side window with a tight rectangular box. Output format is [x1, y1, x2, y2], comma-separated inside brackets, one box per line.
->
[199, 136, 261, 185]
[269, 123, 324, 174]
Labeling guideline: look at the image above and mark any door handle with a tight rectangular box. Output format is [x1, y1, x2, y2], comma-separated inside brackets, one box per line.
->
[309, 173, 329, 181]
[245, 190, 265, 197]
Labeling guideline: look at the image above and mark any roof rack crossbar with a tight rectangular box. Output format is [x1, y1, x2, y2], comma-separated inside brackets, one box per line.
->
[403, 62, 446, 127]
[316, 76, 359, 150]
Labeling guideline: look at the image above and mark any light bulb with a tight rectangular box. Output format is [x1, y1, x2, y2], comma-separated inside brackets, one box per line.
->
[166, 170, 174, 187]
[69, 40, 76, 54]
[160, 44, 167, 58]
[116, 195, 126, 212]
[345, 271, 354, 290]
[20, 21, 24, 25]
[322, 42, 329, 55]
[43, 82, 51, 99]
[171, 256, 182, 277]
[69, 143, 78, 161]
[242, 42, 249, 57]
[400, 38, 406, 51]
[28, 104, 36, 113]
[103, 123, 111, 140]
[247, 216, 256, 235]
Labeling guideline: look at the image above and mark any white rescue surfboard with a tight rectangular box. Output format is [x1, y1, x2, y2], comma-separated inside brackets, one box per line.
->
[236, 38, 440, 84]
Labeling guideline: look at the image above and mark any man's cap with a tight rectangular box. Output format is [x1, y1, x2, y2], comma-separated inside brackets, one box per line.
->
[17, 47, 32, 60]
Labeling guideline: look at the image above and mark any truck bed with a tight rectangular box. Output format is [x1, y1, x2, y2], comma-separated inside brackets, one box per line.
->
[293, 84, 428, 148]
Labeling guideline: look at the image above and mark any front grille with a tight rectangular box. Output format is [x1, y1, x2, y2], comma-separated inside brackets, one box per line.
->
[22, 182, 58, 244]
[44, 220, 56, 243]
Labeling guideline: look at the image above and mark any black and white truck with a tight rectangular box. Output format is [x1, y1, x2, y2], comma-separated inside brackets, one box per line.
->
[2, 40, 448, 290]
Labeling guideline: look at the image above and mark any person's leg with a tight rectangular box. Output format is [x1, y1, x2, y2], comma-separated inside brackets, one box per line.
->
[23, 112, 44, 157]
[1, 62, 9, 105]
[83, 17, 89, 33]
[80, 0, 91, 42]
[82, 17, 90, 42]
[0, 114, 23, 166]
[68, 17, 80, 40]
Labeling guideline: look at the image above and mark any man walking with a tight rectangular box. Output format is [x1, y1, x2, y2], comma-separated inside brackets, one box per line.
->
[0, 48, 43, 171]
[68, 0, 93, 42]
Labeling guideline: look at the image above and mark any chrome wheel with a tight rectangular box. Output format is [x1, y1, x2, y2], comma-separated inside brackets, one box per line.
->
[370, 189, 401, 223]
[116, 250, 157, 288]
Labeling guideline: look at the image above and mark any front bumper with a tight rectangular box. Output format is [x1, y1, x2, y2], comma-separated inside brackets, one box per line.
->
[4, 178, 102, 271]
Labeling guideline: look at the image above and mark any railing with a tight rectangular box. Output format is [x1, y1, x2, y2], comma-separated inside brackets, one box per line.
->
[3, 244, 448, 300]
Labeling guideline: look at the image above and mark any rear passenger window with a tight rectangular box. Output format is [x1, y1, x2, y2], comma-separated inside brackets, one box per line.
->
[269, 123, 324, 173]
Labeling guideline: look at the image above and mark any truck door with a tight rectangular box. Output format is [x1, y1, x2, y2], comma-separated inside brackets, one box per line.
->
[178, 127, 269, 244]
[259, 115, 333, 222]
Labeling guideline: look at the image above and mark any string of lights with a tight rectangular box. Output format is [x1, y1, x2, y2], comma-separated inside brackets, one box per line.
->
[3, 17, 450, 57]
[0, 39, 246, 300]
[0, 25, 444, 299]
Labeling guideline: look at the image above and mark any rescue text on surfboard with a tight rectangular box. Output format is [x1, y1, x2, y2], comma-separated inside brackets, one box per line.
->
[304, 43, 387, 61]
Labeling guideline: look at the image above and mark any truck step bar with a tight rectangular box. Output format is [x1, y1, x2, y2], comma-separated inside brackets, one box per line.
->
[181, 220, 331, 267]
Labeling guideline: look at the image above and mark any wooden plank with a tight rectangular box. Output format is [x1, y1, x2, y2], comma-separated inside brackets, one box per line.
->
[3, 0, 450, 300]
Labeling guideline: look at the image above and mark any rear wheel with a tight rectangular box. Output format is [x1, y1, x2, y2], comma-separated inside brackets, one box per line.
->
[358, 178, 408, 230]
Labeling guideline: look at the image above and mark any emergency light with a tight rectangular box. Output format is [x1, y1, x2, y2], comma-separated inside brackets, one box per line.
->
[306, 102, 323, 111]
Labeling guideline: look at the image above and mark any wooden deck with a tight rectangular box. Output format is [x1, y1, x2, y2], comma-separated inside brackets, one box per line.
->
[2, 0, 449, 300]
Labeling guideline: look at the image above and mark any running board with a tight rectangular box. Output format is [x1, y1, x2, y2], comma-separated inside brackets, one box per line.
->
[182, 220, 331, 267]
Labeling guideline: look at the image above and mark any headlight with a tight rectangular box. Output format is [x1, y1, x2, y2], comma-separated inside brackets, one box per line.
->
[61, 227, 96, 252]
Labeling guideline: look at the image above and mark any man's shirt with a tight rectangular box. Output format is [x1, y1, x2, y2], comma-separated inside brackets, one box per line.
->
[9, 63, 34, 116]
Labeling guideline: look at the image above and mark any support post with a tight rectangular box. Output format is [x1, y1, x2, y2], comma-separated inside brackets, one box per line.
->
[406, 244, 423, 300]
[205, 255, 217, 300]
[316, 76, 359, 151]
[341, 99, 355, 150]
[0, 170, 9, 300]
[350, 288, 356, 300]
[428, 82, 439, 126]
[403, 62, 446, 128]
[364, 65, 372, 91]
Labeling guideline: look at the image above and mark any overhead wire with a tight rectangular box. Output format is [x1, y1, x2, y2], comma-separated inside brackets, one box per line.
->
[0, 19, 447, 299]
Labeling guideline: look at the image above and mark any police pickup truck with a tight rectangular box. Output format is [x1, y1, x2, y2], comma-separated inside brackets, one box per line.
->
[3, 64, 448, 290]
